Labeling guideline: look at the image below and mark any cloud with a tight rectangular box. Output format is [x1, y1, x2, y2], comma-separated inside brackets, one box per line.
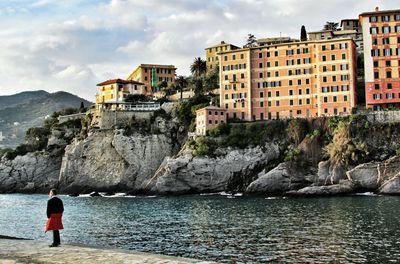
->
[0, 0, 400, 101]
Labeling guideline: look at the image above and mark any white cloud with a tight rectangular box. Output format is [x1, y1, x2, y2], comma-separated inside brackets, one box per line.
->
[1, 0, 400, 101]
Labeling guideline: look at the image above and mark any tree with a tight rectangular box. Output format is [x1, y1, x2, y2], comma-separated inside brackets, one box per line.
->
[176, 75, 188, 100]
[190, 57, 207, 77]
[323, 22, 339, 31]
[300, 25, 307, 41]
[244, 33, 257, 48]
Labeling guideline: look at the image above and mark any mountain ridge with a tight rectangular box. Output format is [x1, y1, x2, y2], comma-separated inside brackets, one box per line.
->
[0, 90, 92, 148]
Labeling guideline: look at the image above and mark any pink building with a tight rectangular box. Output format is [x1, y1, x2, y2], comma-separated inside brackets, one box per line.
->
[196, 106, 227, 135]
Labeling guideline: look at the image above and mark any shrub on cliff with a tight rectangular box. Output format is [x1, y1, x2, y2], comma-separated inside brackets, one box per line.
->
[174, 94, 210, 126]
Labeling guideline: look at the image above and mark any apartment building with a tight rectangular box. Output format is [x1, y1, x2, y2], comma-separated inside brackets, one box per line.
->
[359, 8, 400, 110]
[196, 106, 227, 135]
[127, 64, 176, 96]
[205, 41, 240, 73]
[95, 79, 145, 105]
[309, 19, 363, 53]
[219, 38, 357, 121]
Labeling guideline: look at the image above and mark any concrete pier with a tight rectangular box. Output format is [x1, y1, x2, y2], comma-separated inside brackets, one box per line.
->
[0, 238, 216, 264]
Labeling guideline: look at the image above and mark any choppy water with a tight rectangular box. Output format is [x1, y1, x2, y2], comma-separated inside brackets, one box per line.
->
[0, 194, 399, 263]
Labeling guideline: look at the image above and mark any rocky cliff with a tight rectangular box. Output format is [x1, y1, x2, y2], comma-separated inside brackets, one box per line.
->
[58, 116, 185, 194]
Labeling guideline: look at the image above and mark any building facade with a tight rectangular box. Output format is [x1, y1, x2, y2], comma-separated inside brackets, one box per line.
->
[205, 41, 240, 73]
[127, 64, 176, 96]
[196, 106, 227, 135]
[95, 79, 145, 105]
[219, 38, 357, 121]
[359, 8, 400, 110]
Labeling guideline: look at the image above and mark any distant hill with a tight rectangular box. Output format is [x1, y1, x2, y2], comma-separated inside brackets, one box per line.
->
[0, 91, 92, 148]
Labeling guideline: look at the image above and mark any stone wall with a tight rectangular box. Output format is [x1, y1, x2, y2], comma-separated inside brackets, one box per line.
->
[362, 110, 400, 123]
[93, 110, 153, 129]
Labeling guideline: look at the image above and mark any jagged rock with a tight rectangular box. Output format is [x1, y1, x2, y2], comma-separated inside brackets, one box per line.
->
[379, 175, 400, 194]
[58, 129, 181, 194]
[246, 162, 311, 194]
[0, 152, 61, 193]
[346, 162, 380, 190]
[317, 160, 347, 185]
[287, 180, 355, 196]
[147, 144, 282, 194]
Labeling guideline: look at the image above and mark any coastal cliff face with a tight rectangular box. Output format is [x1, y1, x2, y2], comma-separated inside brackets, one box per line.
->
[0, 151, 61, 193]
[147, 144, 283, 194]
[58, 117, 185, 194]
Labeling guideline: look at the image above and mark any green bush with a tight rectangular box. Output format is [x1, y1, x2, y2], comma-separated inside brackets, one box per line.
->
[284, 147, 302, 162]
[208, 123, 231, 137]
[190, 136, 217, 157]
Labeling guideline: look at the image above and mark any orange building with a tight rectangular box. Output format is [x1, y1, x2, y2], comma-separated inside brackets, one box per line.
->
[196, 106, 227, 135]
[359, 8, 400, 110]
[127, 64, 176, 96]
[95, 79, 145, 105]
[219, 38, 357, 120]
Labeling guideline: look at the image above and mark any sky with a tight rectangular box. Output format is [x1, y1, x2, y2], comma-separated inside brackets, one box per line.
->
[0, 0, 399, 101]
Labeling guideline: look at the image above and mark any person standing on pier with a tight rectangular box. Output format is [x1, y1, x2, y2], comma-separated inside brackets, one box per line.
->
[45, 189, 64, 247]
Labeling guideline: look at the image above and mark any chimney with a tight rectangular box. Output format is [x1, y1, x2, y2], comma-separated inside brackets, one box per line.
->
[375, 6, 379, 12]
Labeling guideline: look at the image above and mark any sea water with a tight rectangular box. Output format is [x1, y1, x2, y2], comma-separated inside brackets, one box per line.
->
[0, 194, 399, 263]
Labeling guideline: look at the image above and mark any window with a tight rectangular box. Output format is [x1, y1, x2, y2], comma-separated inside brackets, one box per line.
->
[275, 61, 279, 67]
[322, 87, 329, 93]
[374, 72, 379, 79]
[260, 101, 264, 107]
[344, 95, 348, 101]
[306, 98, 310, 104]
[289, 90, 293, 95]
[225, 103, 229, 109]
[276, 91, 280, 97]
[225, 94, 228, 99]
[224, 56, 228, 61]
[286, 49, 294, 55]
[388, 83, 393, 89]
[332, 65, 336, 71]
[259, 53, 263, 58]
[342, 54, 346, 60]
[386, 93, 395, 99]
[259, 62, 263, 68]
[323, 66, 327, 72]
[332, 76, 337, 82]
[331, 55, 336, 61]
[276, 101, 280, 106]
[331, 44, 335, 50]
[383, 38, 390, 45]
[267, 62, 271, 67]
[260, 92, 264, 98]
[274, 51, 278, 56]
[240, 54, 244, 59]
[322, 56, 327, 61]
[371, 49, 380, 57]
[382, 15, 390, 22]
[268, 91, 271, 97]
[333, 96, 337, 102]
[289, 80, 293, 86]
[372, 38, 378, 45]
[275, 71, 279, 77]
[370, 16, 378, 23]
[290, 99, 294, 105]
[306, 88, 310, 94]
[373, 61, 379, 67]
[370, 27, 378, 34]
[241, 83, 245, 88]
[299, 99, 302, 105]
[324, 97, 328, 103]
[268, 101, 271, 107]
[384, 48, 392, 56]
[375, 84, 380, 90]
[342, 85, 349, 91]
[322, 45, 326, 51]
[323, 76, 327, 82]
[386, 60, 391, 67]
[298, 79, 302, 85]
[259, 72, 263, 78]
[382, 26, 390, 34]
[208, 120, 212, 124]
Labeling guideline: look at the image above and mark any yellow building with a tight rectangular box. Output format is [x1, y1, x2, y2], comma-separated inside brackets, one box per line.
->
[95, 79, 145, 105]
[127, 64, 176, 96]
[205, 41, 240, 73]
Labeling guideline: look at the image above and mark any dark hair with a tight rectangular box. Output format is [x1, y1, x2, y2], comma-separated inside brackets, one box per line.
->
[50, 189, 58, 195]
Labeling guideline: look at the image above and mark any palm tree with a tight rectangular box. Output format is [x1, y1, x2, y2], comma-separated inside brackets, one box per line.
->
[190, 57, 207, 77]
[323, 22, 339, 31]
[175, 75, 188, 100]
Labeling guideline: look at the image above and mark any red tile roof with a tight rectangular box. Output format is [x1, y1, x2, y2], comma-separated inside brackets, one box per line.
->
[97, 79, 144, 86]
